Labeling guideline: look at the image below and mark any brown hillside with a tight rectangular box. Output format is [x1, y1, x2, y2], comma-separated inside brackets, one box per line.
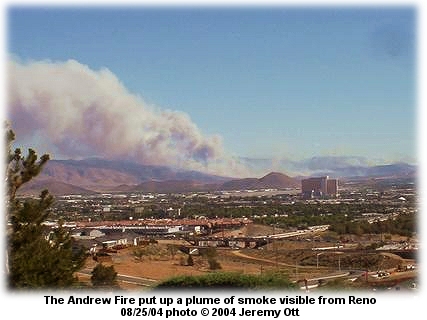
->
[41, 161, 140, 188]
[221, 172, 299, 190]
[259, 172, 300, 188]
[17, 178, 98, 196]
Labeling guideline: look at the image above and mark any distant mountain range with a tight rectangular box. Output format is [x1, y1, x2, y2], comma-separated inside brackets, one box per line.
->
[18, 158, 232, 196]
[239, 156, 417, 178]
[17, 157, 417, 196]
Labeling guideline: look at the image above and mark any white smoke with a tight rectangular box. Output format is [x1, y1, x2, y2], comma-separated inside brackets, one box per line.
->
[7, 59, 250, 177]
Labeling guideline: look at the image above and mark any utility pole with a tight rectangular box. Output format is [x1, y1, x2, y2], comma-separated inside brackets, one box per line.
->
[273, 222, 278, 269]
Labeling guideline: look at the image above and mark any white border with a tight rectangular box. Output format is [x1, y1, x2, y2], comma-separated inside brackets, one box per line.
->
[1, 1, 424, 319]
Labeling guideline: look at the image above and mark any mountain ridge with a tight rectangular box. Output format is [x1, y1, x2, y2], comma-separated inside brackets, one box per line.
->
[17, 158, 416, 196]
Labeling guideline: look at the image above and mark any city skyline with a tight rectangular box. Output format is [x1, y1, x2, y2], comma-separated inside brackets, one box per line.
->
[6, 5, 417, 177]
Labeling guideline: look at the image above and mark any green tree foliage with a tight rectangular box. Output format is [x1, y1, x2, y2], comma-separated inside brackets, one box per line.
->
[5, 124, 85, 289]
[91, 263, 118, 287]
[6, 127, 49, 202]
[329, 213, 416, 237]
[156, 272, 297, 290]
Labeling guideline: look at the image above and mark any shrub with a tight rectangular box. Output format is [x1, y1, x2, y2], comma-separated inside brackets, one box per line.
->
[207, 258, 222, 270]
[91, 263, 117, 287]
[187, 254, 194, 266]
[156, 272, 297, 290]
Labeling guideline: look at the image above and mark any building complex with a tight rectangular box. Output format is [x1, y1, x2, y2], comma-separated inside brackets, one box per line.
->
[301, 176, 338, 199]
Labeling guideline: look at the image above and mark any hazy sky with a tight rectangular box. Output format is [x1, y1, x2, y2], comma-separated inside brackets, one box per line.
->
[6, 5, 417, 175]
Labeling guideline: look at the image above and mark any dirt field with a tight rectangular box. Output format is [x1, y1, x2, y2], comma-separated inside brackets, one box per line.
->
[76, 226, 416, 291]
[77, 226, 295, 290]
[78, 245, 266, 290]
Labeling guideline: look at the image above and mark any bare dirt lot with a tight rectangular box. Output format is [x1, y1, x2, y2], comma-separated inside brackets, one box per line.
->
[76, 226, 417, 291]
[78, 247, 265, 290]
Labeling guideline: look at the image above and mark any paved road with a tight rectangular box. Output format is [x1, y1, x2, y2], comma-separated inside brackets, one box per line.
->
[230, 249, 352, 290]
[231, 249, 316, 269]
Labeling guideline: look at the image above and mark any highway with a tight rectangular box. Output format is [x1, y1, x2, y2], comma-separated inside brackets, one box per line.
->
[253, 225, 330, 240]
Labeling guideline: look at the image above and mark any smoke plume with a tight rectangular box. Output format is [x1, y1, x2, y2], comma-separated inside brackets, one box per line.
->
[8, 59, 249, 177]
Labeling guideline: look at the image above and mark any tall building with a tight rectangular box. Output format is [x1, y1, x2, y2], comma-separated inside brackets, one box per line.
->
[301, 176, 338, 199]
[326, 178, 338, 196]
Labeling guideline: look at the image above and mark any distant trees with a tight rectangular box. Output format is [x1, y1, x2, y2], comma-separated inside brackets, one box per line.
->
[329, 213, 415, 237]
[5, 124, 85, 288]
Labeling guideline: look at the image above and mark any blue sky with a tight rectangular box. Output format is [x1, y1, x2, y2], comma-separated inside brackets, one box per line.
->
[6, 5, 417, 175]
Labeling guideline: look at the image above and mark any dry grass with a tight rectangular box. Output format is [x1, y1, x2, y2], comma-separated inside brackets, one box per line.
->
[75, 226, 415, 291]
